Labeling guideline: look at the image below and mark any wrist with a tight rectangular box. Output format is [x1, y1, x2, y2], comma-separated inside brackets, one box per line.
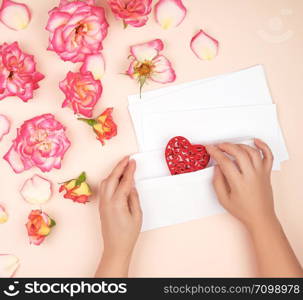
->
[102, 249, 131, 267]
[246, 213, 280, 235]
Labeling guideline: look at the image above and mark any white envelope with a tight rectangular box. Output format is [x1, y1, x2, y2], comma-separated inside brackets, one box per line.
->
[128, 65, 274, 151]
[141, 104, 286, 169]
[131, 138, 276, 181]
[136, 167, 225, 231]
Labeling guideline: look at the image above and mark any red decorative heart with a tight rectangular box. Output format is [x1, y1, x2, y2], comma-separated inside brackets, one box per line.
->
[165, 136, 210, 175]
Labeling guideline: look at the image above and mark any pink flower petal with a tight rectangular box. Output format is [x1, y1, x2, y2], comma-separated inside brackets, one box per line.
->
[80, 53, 105, 80]
[0, 204, 8, 224]
[0, 114, 10, 141]
[130, 39, 164, 62]
[150, 55, 176, 83]
[20, 175, 52, 205]
[3, 146, 25, 173]
[0, 0, 31, 30]
[0, 254, 19, 277]
[155, 0, 186, 29]
[190, 29, 219, 61]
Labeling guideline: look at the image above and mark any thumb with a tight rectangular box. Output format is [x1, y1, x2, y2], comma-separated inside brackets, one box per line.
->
[213, 165, 230, 209]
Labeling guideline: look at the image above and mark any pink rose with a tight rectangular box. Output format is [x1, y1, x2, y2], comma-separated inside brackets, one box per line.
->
[4, 114, 71, 173]
[126, 39, 176, 96]
[0, 42, 44, 102]
[107, 0, 152, 27]
[46, 0, 108, 63]
[59, 71, 102, 117]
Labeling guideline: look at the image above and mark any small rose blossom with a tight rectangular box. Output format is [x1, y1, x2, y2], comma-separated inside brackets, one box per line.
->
[25, 210, 56, 246]
[126, 39, 176, 96]
[60, 71, 102, 117]
[46, 0, 108, 63]
[0, 42, 44, 102]
[4, 114, 71, 174]
[59, 172, 92, 204]
[78, 107, 117, 145]
[107, 0, 152, 28]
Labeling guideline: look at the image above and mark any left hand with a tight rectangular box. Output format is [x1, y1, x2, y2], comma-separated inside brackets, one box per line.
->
[98, 157, 142, 272]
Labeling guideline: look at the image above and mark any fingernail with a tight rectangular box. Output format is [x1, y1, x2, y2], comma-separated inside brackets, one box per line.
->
[254, 138, 264, 145]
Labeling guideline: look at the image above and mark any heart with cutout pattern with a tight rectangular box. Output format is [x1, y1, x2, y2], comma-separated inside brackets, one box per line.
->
[165, 136, 210, 175]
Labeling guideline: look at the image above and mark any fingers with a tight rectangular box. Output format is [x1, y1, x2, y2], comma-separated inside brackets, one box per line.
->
[128, 187, 142, 219]
[238, 144, 262, 169]
[213, 165, 230, 209]
[115, 160, 136, 198]
[254, 138, 274, 171]
[217, 143, 253, 173]
[206, 145, 240, 186]
[101, 156, 130, 198]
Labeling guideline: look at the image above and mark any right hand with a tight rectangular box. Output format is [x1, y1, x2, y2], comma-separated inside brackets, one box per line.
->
[206, 139, 276, 230]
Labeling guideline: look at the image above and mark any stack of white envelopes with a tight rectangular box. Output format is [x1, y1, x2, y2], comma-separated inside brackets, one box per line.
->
[128, 65, 289, 231]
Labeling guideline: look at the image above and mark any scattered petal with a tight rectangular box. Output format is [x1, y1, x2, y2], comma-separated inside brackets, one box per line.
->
[0, 204, 8, 224]
[80, 53, 105, 80]
[0, 0, 31, 30]
[0, 114, 10, 141]
[155, 0, 186, 29]
[190, 29, 219, 60]
[20, 175, 52, 205]
[130, 39, 164, 62]
[0, 254, 19, 277]
[150, 55, 176, 83]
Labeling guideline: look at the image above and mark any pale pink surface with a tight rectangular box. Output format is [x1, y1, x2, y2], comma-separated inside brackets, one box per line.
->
[0, 0, 302, 277]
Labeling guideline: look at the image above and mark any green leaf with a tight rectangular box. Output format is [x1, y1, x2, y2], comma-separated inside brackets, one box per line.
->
[139, 76, 146, 99]
[49, 218, 56, 228]
[78, 118, 97, 127]
[75, 172, 86, 186]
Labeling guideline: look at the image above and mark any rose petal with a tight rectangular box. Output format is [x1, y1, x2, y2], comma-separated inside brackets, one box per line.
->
[150, 55, 176, 83]
[130, 39, 164, 62]
[0, 204, 8, 224]
[0, 114, 10, 141]
[80, 53, 105, 80]
[0, 254, 19, 277]
[0, 0, 31, 31]
[20, 175, 52, 205]
[155, 0, 187, 29]
[190, 29, 219, 60]
[3, 146, 25, 173]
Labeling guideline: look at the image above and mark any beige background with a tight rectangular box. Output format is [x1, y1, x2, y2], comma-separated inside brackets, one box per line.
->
[0, 0, 302, 277]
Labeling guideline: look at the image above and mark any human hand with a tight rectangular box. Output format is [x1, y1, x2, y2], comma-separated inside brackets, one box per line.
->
[96, 157, 142, 277]
[206, 139, 276, 230]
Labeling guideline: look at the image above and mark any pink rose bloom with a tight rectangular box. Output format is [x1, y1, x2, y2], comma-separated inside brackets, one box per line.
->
[0, 42, 44, 102]
[4, 114, 71, 173]
[46, 0, 108, 63]
[107, 0, 152, 27]
[59, 71, 102, 117]
[126, 39, 176, 96]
